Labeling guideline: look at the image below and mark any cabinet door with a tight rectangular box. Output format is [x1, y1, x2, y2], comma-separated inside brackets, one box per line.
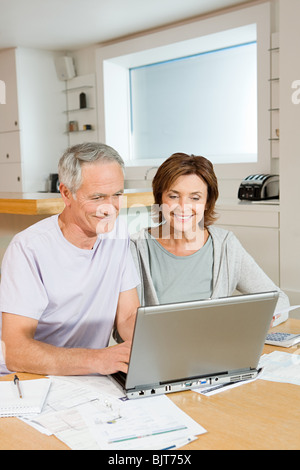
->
[0, 131, 21, 163]
[0, 49, 19, 132]
[217, 224, 279, 285]
[0, 163, 23, 191]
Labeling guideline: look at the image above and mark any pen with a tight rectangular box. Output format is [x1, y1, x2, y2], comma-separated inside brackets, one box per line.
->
[14, 375, 22, 399]
[162, 437, 195, 450]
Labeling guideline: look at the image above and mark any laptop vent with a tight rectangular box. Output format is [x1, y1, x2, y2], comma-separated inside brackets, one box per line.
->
[230, 374, 253, 383]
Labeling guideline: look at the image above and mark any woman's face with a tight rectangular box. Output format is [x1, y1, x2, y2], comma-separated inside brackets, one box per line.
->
[161, 174, 208, 237]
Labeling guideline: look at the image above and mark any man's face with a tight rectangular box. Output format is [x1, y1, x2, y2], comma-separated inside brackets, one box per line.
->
[69, 161, 124, 236]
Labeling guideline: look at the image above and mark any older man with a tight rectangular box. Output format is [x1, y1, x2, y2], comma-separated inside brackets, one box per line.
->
[0, 143, 140, 376]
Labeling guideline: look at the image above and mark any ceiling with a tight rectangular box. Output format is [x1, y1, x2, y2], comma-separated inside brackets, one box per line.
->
[0, 0, 256, 51]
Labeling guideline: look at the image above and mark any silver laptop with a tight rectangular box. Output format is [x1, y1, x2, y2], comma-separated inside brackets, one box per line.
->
[110, 291, 279, 399]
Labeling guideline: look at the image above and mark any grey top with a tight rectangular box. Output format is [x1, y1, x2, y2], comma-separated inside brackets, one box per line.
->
[130, 225, 290, 318]
[146, 234, 213, 304]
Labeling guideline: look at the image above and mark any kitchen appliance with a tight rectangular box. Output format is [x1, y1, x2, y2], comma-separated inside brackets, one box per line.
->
[49, 173, 60, 193]
[238, 174, 279, 201]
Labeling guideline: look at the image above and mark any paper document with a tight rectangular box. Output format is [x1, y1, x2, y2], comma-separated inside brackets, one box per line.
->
[273, 304, 300, 326]
[259, 351, 300, 386]
[19, 375, 206, 450]
[79, 394, 206, 450]
[0, 378, 51, 417]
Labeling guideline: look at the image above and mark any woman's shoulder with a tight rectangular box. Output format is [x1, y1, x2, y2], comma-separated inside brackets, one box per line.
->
[130, 228, 152, 267]
[208, 225, 243, 249]
[208, 225, 234, 241]
[130, 227, 151, 243]
[208, 225, 246, 259]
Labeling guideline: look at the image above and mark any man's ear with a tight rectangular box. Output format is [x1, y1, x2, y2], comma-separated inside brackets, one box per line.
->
[59, 183, 73, 207]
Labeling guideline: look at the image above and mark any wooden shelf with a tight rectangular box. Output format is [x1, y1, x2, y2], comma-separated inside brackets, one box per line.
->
[63, 86, 93, 93]
[64, 107, 94, 113]
[65, 129, 94, 135]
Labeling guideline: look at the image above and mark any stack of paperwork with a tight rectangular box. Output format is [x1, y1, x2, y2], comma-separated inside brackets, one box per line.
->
[259, 351, 300, 386]
[19, 375, 206, 450]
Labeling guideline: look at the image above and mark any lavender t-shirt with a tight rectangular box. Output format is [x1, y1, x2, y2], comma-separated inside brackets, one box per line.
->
[0, 215, 140, 375]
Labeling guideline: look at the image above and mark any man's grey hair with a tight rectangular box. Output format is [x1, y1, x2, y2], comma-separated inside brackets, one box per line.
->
[58, 142, 125, 194]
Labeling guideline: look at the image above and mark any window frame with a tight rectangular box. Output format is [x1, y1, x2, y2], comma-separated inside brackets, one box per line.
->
[96, 3, 271, 180]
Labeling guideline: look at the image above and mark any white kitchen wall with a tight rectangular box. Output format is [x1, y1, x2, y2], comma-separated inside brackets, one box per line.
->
[16, 48, 68, 191]
[279, 0, 300, 311]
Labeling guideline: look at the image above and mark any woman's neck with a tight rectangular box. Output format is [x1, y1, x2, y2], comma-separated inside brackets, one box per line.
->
[149, 224, 209, 256]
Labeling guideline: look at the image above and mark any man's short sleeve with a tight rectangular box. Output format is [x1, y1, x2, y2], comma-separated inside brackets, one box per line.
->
[0, 241, 48, 319]
[119, 241, 141, 293]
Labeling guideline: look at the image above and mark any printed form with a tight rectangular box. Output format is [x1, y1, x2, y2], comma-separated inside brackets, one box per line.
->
[20, 375, 206, 450]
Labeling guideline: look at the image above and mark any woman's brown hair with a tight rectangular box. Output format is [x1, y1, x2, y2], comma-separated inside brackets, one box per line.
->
[152, 153, 219, 228]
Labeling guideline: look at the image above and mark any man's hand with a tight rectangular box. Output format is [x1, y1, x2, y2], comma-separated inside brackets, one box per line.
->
[95, 340, 132, 375]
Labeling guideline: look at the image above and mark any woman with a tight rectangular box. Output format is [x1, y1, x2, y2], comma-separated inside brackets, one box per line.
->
[130, 153, 289, 324]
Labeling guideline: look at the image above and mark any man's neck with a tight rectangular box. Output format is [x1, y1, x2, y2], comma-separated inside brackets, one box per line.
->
[58, 212, 97, 250]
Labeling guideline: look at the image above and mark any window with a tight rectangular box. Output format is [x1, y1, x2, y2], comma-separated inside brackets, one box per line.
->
[129, 41, 257, 163]
[96, 3, 270, 178]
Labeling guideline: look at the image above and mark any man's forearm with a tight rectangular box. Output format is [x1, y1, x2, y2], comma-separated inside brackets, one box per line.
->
[5, 337, 99, 376]
[4, 335, 132, 376]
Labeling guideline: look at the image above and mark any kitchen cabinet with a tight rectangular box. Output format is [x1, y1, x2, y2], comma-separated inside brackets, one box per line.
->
[0, 49, 19, 133]
[215, 201, 280, 285]
[0, 49, 21, 191]
[0, 132, 21, 164]
[0, 163, 22, 191]
[0, 48, 67, 192]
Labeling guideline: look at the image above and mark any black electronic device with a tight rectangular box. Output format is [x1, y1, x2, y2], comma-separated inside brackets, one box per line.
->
[49, 173, 60, 193]
[238, 174, 279, 201]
